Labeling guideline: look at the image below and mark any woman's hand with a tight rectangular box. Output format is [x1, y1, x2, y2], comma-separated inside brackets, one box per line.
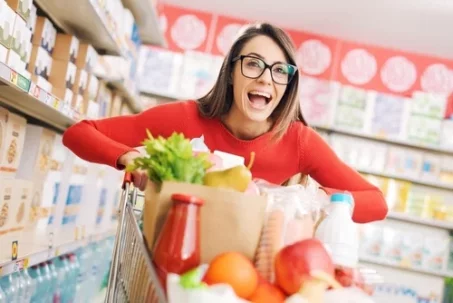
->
[118, 151, 148, 191]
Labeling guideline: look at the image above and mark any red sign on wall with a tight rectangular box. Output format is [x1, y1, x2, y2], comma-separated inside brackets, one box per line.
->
[285, 29, 339, 81]
[159, 4, 214, 53]
[209, 15, 248, 56]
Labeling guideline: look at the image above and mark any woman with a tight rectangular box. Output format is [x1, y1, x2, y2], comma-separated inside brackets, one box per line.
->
[63, 23, 388, 223]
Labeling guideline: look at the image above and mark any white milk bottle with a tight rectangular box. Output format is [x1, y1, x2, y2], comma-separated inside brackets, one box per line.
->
[315, 192, 359, 268]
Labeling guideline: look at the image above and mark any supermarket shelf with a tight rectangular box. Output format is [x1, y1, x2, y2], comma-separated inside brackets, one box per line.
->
[107, 79, 143, 113]
[0, 62, 76, 132]
[35, 0, 124, 56]
[0, 229, 115, 277]
[360, 255, 453, 278]
[141, 91, 182, 102]
[357, 167, 453, 192]
[123, 0, 166, 46]
[315, 126, 453, 156]
[387, 212, 453, 230]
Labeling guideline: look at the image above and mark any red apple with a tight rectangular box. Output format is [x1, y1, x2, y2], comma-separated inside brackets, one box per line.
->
[274, 239, 336, 295]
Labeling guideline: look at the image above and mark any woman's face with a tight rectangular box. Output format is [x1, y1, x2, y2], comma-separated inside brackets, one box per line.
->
[231, 35, 290, 123]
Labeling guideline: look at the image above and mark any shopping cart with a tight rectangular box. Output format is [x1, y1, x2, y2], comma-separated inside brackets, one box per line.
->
[104, 173, 167, 303]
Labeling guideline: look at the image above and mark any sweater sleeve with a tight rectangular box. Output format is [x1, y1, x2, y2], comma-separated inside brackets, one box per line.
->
[62, 102, 188, 169]
[300, 127, 388, 223]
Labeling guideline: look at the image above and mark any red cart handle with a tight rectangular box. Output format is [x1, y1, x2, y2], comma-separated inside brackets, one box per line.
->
[122, 172, 133, 189]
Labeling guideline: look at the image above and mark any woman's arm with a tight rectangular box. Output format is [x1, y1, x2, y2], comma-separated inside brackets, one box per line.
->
[62, 102, 188, 169]
[300, 128, 388, 223]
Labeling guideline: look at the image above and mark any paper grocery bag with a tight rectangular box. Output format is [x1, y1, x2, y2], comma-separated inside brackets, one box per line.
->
[143, 181, 268, 263]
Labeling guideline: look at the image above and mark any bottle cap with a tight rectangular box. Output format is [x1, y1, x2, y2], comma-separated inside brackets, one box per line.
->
[330, 193, 353, 206]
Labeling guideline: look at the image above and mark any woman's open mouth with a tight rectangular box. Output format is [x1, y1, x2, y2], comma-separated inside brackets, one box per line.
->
[247, 91, 272, 110]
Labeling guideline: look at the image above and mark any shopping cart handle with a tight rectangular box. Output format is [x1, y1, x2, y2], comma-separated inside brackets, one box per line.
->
[123, 172, 133, 189]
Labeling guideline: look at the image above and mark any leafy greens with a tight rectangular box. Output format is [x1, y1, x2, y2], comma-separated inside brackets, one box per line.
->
[126, 131, 212, 185]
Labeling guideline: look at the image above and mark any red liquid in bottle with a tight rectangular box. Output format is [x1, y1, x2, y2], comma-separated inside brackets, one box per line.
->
[152, 193, 204, 290]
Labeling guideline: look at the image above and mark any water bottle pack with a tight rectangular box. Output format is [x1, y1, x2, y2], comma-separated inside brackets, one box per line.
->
[0, 236, 114, 303]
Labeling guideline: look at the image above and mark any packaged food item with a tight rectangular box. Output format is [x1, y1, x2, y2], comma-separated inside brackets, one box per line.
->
[254, 181, 325, 282]
[422, 235, 449, 271]
[359, 222, 383, 257]
[380, 226, 403, 263]
[400, 231, 424, 268]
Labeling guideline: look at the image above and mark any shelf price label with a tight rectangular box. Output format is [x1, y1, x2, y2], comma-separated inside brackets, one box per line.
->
[11, 241, 18, 261]
[10, 71, 18, 85]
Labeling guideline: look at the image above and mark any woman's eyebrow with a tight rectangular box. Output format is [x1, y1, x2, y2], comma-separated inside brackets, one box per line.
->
[245, 52, 287, 64]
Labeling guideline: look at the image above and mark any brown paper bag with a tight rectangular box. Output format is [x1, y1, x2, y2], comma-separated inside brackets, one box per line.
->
[143, 181, 268, 263]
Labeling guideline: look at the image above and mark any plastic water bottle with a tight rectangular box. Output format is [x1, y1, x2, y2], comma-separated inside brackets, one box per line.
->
[0, 284, 7, 303]
[47, 261, 60, 303]
[40, 263, 53, 302]
[29, 265, 44, 303]
[20, 268, 35, 303]
[315, 192, 359, 268]
[0, 274, 19, 303]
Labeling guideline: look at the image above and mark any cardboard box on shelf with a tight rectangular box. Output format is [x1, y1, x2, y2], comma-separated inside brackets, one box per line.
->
[6, 48, 25, 74]
[11, 179, 33, 232]
[19, 24, 31, 64]
[6, 0, 32, 23]
[0, 108, 27, 178]
[28, 46, 52, 80]
[86, 100, 100, 119]
[73, 68, 88, 96]
[0, 178, 15, 236]
[17, 124, 57, 181]
[32, 17, 55, 53]
[76, 43, 98, 73]
[9, 13, 25, 56]
[0, 45, 7, 63]
[0, 1, 16, 49]
[49, 60, 76, 90]
[84, 74, 100, 101]
[52, 34, 79, 64]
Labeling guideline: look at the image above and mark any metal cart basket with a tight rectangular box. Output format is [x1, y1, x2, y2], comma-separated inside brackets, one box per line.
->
[104, 173, 167, 303]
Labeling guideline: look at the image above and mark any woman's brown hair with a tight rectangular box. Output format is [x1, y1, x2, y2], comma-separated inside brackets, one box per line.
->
[197, 22, 307, 140]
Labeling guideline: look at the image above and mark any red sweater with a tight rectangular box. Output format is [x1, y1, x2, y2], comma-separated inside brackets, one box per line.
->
[63, 100, 388, 223]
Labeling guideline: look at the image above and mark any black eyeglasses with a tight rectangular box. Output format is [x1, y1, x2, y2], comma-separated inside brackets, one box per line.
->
[232, 55, 297, 85]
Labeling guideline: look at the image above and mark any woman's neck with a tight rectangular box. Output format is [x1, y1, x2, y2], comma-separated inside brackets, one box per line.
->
[222, 108, 273, 140]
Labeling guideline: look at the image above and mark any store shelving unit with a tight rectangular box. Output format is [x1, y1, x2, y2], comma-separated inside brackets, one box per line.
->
[358, 168, 453, 192]
[387, 212, 453, 230]
[316, 126, 453, 156]
[34, 0, 125, 56]
[123, 0, 166, 46]
[0, 62, 75, 132]
[106, 79, 143, 113]
[0, 229, 115, 277]
[360, 255, 453, 279]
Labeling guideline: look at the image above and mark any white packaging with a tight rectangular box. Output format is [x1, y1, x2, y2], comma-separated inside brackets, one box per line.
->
[0, 1, 16, 49]
[11, 179, 33, 231]
[420, 153, 441, 182]
[0, 44, 7, 63]
[0, 178, 14, 235]
[411, 91, 448, 119]
[406, 114, 442, 146]
[16, 124, 56, 181]
[0, 108, 27, 178]
[441, 119, 453, 148]
[315, 193, 359, 268]
[422, 236, 449, 271]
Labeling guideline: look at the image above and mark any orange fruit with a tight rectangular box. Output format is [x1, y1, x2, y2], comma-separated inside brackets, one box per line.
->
[203, 252, 259, 299]
[249, 282, 286, 303]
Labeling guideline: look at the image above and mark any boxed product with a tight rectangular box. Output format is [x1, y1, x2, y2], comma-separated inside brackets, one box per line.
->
[72, 69, 88, 114]
[86, 100, 100, 119]
[50, 60, 76, 106]
[26, 3, 36, 33]
[7, 13, 26, 73]
[411, 91, 448, 119]
[0, 0, 16, 49]
[0, 108, 27, 178]
[439, 156, 453, 185]
[45, 134, 70, 227]
[6, 0, 32, 23]
[422, 235, 449, 271]
[370, 93, 409, 139]
[28, 46, 52, 80]
[16, 124, 56, 181]
[385, 146, 423, 178]
[299, 76, 339, 127]
[0, 178, 14, 235]
[76, 43, 98, 73]
[0, 45, 6, 63]
[84, 73, 100, 101]
[420, 153, 441, 182]
[441, 119, 453, 148]
[11, 179, 33, 231]
[32, 16, 55, 53]
[52, 34, 79, 64]
[405, 114, 442, 146]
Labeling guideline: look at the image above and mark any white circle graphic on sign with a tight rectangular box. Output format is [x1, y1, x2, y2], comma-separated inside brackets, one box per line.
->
[380, 56, 417, 93]
[216, 23, 243, 56]
[341, 49, 377, 85]
[421, 63, 453, 95]
[297, 40, 332, 76]
[171, 15, 207, 50]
